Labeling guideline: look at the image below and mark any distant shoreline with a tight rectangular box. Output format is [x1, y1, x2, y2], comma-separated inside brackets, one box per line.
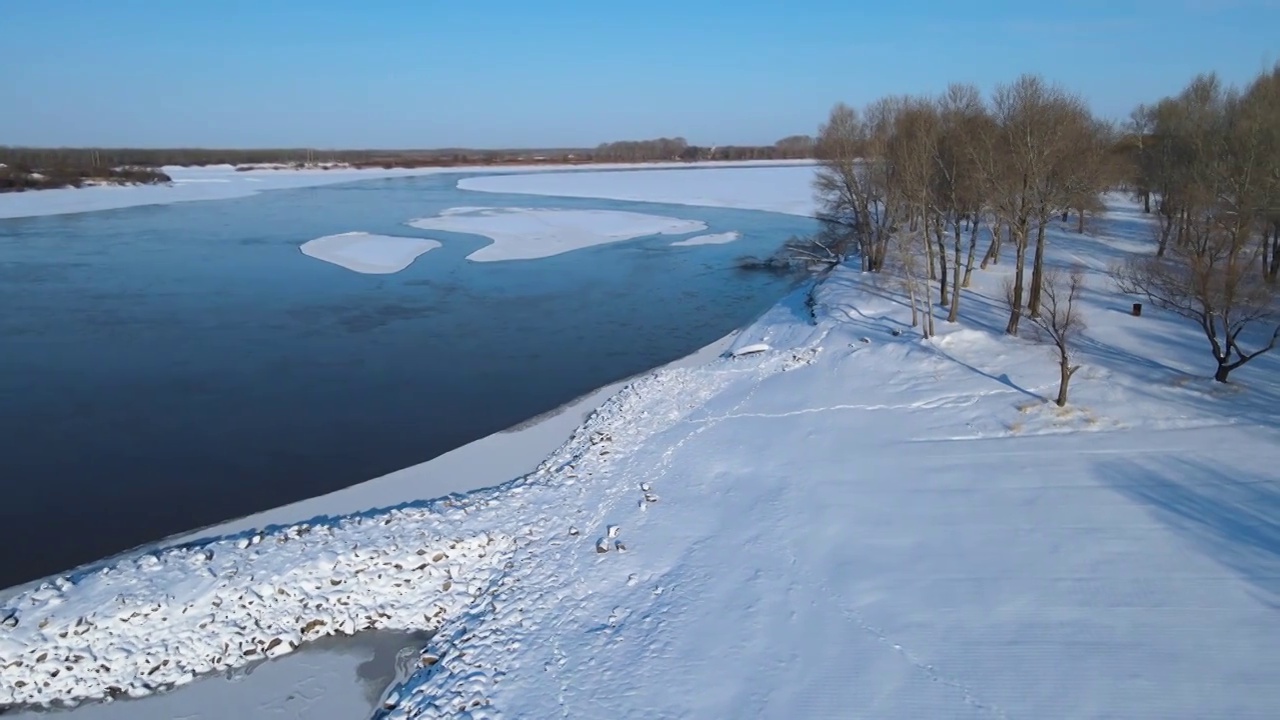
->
[0, 164, 172, 193]
[0, 139, 816, 194]
[0, 160, 816, 220]
[0, 156, 800, 194]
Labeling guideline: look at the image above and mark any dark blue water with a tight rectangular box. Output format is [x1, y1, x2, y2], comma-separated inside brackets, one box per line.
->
[0, 173, 815, 587]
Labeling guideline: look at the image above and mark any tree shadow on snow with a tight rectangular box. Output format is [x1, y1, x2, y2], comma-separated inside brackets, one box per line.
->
[1097, 457, 1280, 608]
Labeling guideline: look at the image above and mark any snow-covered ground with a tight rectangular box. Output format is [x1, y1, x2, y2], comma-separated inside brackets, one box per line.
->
[300, 232, 442, 274]
[0, 161, 812, 220]
[671, 231, 741, 247]
[457, 164, 819, 217]
[407, 207, 706, 262]
[4, 168, 1279, 718]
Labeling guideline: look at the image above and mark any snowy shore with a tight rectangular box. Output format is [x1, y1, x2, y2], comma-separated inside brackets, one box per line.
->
[3, 167, 1279, 718]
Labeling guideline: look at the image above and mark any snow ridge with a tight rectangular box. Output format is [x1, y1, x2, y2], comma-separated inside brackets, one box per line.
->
[0, 514, 513, 708]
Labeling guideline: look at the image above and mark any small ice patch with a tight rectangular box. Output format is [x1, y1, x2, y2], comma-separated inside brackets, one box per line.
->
[671, 231, 741, 247]
[300, 232, 442, 274]
[407, 207, 707, 262]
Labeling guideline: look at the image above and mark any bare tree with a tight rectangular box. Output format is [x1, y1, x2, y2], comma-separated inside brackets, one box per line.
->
[814, 104, 879, 271]
[1126, 104, 1154, 213]
[889, 224, 933, 337]
[985, 75, 1090, 334]
[1010, 267, 1087, 406]
[933, 83, 987, 320]
[1112, 66, 1280, 383]
[1114, 238, 1279, 383]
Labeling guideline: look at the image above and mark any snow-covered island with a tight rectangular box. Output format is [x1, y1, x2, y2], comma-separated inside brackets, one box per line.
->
[408, 207, 707, 262]
[2, 165, 1278, 719]
[301, 232, 443, 274]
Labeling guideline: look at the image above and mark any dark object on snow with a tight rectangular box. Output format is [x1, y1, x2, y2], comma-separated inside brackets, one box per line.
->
[1132, 303, 1143, 317]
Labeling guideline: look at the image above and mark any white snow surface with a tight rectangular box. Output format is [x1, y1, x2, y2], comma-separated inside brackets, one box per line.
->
[300, 232, 442, 274]
[3, 187, 1280, 718]
[671, 230, 741, 246]
[457, 164, 819, 217]
[407, 207, 706, 262]
[0, 161, 810, 220]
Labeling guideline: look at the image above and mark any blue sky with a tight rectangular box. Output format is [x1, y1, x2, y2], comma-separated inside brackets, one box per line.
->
[1, 0, 1276, 148]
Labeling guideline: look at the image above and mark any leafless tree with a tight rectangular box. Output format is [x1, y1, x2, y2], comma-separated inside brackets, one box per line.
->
[1114, 235, 1279, 383]
[814, 101, 900, 272]
[985, 75, 1092, 334]
[1111, 66, 1280, 383]
[1015, 267, 1087, 407]
[933, 83, 987, 320]
[889, 224, 933, 337]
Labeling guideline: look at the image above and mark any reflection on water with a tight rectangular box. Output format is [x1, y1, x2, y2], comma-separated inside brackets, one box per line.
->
[11, 631, 432, 720]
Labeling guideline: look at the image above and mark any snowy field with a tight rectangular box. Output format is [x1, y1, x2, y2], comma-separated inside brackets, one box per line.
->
[407, 207, 707, 262]
[300, 232, 442, 274]
[0, 160, 812, 220]
[4, 166, 1280, 719]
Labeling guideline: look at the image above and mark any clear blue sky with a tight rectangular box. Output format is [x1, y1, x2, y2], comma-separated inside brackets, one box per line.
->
[2, 0, 1276, 149]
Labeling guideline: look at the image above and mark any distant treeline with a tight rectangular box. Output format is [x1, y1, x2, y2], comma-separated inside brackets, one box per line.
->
[0, 137, 815, 173]
[593, 135, 815, 162]
[0, 137, 816, 193]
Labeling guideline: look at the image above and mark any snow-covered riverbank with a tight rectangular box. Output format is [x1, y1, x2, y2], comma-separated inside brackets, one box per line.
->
[3, 172, 1278, 718]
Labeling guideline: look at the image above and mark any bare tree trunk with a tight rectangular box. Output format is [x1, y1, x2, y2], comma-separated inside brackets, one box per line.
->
[981, 221, 1003, 269]
[962, 215, 980, 287]
[907, 279, 919, 327]
[924, 213, 937, 281]
[1214, 362, 1232, 383]
[1056, 358, 1073, 407]
[948, 222, 963, 322]
[1264, 220, 1274, 281]
[1156, 212, 1174, 258]
[921, 255, 935, 339]
[1027, 220, 1049, 318]
[1143, 191, 1151, 214]
[1005, 223, 1028, 335]
[935, 218, 949, 307]
[1263, 227, 1272, 283]
[1076, 206, 1085, 234]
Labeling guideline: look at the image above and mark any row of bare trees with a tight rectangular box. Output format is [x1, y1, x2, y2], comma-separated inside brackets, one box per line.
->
[813, 75, 1117, 337]
[593, 136, 817, 163]
[811, 67, 1280, 390]
[1117, 68, 1280, 382]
